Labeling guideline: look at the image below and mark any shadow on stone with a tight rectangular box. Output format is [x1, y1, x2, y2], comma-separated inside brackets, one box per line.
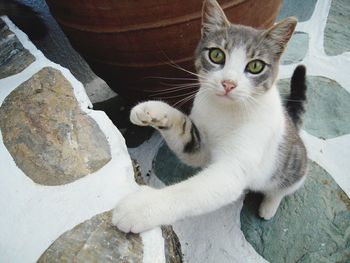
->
[153, 143, 200, 186]
[94, 96, 154, 148]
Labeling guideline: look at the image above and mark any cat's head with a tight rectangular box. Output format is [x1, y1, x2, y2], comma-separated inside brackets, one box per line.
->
[194, 0, 296, 104]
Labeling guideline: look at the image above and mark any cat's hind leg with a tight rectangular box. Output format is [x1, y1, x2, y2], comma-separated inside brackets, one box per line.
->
[259, 177, 305, 220]
[130, 101, 209, 167]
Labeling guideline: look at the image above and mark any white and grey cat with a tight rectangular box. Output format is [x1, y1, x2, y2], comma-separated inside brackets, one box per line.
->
[112, 0, 307, 233]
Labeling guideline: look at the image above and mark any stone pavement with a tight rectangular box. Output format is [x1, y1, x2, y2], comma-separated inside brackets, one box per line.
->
[1, 0, 348, 262]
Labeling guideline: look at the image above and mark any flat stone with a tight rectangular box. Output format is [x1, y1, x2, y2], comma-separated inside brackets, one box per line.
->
[277, 0, 317, 22]
[324, 0, 350, 56]
[0, 18, 35, 78]
[0, 67, 111, 185]
[281, 32, 309, 65]
[37, 161, 182, 263]
[278, 76, 350, 139]
[37, 211, 144, 263]
[241, 160, 350, 263]
[162, 226, 183, 263]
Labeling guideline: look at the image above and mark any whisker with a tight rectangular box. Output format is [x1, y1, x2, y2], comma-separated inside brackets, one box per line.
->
[174, 93, 197, 108]
[144, 76, 199, 81]
[156, 90, 198, 100]
[150, 88, 199, 97]
[159, 82, 200, 88]
[143, 84, 199, 93]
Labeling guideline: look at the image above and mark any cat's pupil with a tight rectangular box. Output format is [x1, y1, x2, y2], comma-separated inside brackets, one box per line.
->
[209, 48, 225, 64]
[246, 60, 265, 74]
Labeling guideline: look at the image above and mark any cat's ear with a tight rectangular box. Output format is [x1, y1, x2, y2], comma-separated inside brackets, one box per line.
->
[201, 0, 230, 35]
[261, 17, 297, 57]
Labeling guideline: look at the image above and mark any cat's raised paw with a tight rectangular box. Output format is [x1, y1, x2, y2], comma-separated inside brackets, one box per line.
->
[130, 101, 172, 129]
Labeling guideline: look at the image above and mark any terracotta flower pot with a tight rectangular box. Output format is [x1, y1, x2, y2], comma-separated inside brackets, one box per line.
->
[46, 0, 281, 109]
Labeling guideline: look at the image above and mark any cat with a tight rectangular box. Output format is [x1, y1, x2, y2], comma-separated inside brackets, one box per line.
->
[112, 0, 307, 233]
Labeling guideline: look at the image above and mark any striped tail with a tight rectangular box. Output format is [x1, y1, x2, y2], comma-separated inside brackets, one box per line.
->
[286, 65, 307, 129]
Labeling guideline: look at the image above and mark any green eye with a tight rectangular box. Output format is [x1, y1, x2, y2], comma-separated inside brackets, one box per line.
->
[208, 48, 225, 64]
[246, 60, 266, 74]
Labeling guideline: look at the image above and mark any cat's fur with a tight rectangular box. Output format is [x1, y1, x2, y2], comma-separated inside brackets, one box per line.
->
[112, 0, 307, 233]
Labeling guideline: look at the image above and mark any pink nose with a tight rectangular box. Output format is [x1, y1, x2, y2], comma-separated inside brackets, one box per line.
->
[221, 80, 236, 93]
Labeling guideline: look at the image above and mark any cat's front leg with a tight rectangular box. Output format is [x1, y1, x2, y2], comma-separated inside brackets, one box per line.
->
[112, 162, 246, 233]
[130, 101, 209, 167]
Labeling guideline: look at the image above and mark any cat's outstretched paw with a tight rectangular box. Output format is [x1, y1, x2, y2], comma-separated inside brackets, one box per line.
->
[112, 186, 168, 233]
[130, 101, 172, 129]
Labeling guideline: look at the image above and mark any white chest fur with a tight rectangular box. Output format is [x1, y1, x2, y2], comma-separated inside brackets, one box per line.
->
[191, 86, 285, 189]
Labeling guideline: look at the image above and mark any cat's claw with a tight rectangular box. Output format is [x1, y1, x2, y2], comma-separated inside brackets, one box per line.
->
[112, 186, 168, 233]
[130, 101, 171, 128]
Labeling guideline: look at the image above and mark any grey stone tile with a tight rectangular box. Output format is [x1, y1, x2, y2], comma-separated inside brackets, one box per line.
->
[0, 18, 35, 78]
[281, 32, 309, 65]
[277, 0, 317, 22]
[279, 76, 350, 139]
[241, 160, 350, 263]
[324, 0, 350, 56]
[38, 211, 144, 263]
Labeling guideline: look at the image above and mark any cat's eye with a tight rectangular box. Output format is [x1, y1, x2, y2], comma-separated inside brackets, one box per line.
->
[246, 60, 266, 74]
[208, 48, 225, 64]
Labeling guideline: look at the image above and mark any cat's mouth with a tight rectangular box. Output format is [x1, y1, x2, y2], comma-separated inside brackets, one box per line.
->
[215, 91, 234, 100]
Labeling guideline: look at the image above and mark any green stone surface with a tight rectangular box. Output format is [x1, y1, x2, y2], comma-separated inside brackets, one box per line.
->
[281, 32, 309, 65]
[154, 143, 199, 186]
[278, 76, 350, 139]
[0, 18, 35, 78]
[277, 0, 317, 22]
[241, 161, 350, 263]
[324, 0, 350, 56]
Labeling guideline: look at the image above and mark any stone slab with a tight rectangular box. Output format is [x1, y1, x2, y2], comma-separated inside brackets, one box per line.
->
[0, 67, 111, 185]
[241, 160, 350, 263]
[38, 211, 144, 263]
[324, 0, 350, 56]
[277, 0, 317, 22]
[0, 18, 35, 78]
[281, 32, 309, 65]
[278, 76, 350, 139]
